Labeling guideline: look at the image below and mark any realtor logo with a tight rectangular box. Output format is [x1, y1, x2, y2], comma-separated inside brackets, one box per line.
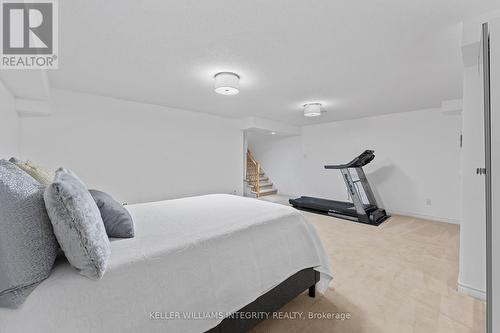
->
[1, 0, 58, 69]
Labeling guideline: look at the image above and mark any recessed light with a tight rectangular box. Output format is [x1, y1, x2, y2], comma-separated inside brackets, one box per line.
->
[303, 103, 322, 117]
[271, 131, 276, 135]
[214, 72, 240, 95]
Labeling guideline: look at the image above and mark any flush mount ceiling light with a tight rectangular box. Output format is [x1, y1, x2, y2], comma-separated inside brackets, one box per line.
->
[214, 72, 240, 95]
[303, 103, 323, 117]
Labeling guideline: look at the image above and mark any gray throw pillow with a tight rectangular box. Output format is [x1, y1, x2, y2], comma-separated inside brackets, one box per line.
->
[0, 159, 59, 308]
[89, 190, 135, 238]
[44, 168, 111, 280]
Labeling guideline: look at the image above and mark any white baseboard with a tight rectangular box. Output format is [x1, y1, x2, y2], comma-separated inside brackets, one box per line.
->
[457, 282, 486, 300]
[386, 209, 460, 224]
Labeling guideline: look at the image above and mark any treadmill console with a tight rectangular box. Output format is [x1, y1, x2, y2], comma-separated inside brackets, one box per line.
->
[324, 150, 375, 169]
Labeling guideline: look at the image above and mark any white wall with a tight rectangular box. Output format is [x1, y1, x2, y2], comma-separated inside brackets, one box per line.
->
[0, 81, 19, 157]
[249, 134, 304, 197]
[18, 89, 244, 204]
[251, 108, 462, 223]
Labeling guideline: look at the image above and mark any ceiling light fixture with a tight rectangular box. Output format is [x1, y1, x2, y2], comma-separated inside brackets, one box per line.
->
[303, 103, 323, 117]
[271, 131, 276, 135]
[214, 72, 240, 95]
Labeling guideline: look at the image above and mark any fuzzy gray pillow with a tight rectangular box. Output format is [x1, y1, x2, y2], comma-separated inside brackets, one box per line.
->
[89, 189, 135, 238]
[0, 159, 59, 308]
[44, 168, 111, 279]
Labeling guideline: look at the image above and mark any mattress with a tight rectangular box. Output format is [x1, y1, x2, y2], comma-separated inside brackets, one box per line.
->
[0, 194, 332, 333]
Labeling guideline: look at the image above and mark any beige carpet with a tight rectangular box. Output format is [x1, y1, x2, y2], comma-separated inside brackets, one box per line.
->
[250, 211, 485, 333]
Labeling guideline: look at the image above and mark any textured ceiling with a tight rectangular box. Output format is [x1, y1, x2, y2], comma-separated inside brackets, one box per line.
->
[48, 0, 497, 125]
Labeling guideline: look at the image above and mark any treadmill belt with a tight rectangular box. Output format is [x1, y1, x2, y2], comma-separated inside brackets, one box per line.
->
[289, 196, 376, 217]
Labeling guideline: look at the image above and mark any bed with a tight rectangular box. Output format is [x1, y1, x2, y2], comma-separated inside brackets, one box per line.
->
[0, 194, 332, 333]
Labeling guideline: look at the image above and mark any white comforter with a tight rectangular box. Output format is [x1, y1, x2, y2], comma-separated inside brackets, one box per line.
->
[0, 194, 332, 333]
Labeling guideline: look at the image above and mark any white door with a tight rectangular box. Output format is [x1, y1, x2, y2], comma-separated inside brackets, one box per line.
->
[459, 51, 487, 299]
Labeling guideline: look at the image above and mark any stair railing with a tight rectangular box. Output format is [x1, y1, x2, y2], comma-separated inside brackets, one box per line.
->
[246, 149, 260, 197]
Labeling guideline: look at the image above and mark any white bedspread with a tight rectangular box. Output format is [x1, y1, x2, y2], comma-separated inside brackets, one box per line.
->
[0, 194, 332, 333]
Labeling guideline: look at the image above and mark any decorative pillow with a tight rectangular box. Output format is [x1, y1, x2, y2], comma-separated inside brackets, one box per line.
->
[89, 190, 135, 238]
[44, 168, 111, 279]
[0, 159, 59, 308]
[9, 158, 54, 185]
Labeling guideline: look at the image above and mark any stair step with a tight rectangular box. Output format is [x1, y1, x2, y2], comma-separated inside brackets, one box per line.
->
[252, 189, 277, 196]
[245, 178, 269, 183]
[249, 185, 272, 191]
[259, 182, 273, 188]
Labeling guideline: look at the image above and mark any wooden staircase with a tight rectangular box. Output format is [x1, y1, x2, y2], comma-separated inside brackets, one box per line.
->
[246, 149, 277, 198]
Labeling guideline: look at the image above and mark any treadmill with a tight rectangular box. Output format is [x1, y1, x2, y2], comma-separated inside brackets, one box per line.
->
[289, 150, 389, 225]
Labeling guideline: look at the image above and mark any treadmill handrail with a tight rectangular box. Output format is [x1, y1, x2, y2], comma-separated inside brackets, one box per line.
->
[324, 150, 375, 169]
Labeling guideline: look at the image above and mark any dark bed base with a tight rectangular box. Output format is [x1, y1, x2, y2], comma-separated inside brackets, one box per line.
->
[205, 268, 320, 333]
